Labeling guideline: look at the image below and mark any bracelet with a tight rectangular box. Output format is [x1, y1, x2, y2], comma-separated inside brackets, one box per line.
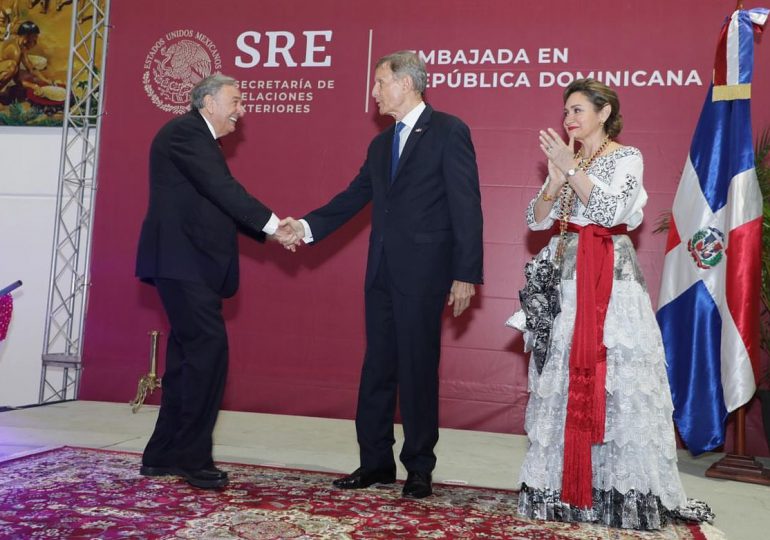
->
[542, 192, 555, 202]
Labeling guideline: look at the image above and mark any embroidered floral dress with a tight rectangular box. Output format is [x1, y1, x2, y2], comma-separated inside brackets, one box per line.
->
[514, 146, 692, 530]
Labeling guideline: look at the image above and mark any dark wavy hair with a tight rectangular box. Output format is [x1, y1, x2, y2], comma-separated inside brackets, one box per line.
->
[564, 78, 623, 138]
[18, 21, 41, 36]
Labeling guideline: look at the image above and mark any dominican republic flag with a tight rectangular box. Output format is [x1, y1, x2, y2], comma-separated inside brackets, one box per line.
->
[656, 7, 768, 456]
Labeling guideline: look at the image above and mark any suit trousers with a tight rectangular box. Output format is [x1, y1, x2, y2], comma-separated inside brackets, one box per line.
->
[142, 278, 229, 470]
[356, 257, 446, 474]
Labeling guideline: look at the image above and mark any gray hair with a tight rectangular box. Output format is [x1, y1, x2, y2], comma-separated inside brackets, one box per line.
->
[190, 74, 238, 109]
[376, 51, 427, 94]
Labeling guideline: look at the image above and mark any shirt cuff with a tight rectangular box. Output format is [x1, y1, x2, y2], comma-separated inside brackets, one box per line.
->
[299, 219, 314, 243]
[262, 213, 280, 235]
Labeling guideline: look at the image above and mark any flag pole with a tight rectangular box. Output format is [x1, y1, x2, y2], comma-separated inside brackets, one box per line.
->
[735, 407, 745, 456]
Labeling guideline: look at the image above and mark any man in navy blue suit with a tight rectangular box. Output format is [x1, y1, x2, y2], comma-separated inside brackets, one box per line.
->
[283, 51, 484, 499]
[135, 74, 296, 489]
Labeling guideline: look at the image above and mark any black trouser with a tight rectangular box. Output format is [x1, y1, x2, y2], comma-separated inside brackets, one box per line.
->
[356, 259, 445, 474]
[142, 278, 228, 470]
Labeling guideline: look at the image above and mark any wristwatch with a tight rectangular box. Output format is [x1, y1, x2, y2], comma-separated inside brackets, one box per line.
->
[566, 168, 577, 178]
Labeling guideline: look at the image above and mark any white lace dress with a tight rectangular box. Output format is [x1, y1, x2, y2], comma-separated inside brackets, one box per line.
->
[514, 147, 690, 530]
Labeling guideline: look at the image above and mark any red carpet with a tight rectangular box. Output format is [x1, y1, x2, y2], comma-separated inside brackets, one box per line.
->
[0, 447, 720, 539]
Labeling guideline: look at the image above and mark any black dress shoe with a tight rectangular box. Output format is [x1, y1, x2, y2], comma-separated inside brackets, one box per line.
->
[140, 464, 228, 481]
[199, 465, 228, 480]
[402, 471, 432, 499]
[176, 467, 229, 489]
[332, 467, 396, 489]
[139, 465, 176, 477]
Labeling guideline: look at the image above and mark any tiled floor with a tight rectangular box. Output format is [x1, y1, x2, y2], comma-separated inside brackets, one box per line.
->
[1, 400, 768, 538]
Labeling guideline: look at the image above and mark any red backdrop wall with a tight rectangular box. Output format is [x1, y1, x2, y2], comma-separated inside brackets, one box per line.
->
[80, 0, 770, 456]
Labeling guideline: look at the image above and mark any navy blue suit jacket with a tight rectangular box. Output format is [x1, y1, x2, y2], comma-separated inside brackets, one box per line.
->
[304, 105, 483, 295]
[135, 109, 273, 298]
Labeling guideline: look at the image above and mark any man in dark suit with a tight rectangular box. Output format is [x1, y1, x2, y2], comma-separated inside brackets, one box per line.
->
[135, 74, 296, 489]
[283, 51, 483, 498]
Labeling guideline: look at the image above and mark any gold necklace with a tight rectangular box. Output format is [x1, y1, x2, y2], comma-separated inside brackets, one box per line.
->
[555, 136, 611, 262]
[576, 136, 611, 170]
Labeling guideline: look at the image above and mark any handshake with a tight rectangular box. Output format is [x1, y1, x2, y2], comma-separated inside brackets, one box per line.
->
[270, 217, 306, 252]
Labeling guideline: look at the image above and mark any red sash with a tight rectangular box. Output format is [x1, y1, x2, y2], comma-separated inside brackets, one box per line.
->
[558, 223, 627, 507]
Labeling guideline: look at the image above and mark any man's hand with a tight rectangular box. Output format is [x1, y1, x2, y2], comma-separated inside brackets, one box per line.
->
[273, 217, 305, 252]
[268, 217, 302, 252]
[447, 280, 475, 317]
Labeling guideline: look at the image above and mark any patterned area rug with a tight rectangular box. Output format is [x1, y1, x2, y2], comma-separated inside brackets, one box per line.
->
[0, 447, 722, 539]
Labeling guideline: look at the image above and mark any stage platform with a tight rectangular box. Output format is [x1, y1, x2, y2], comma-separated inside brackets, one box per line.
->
[1, 400, 767, 538]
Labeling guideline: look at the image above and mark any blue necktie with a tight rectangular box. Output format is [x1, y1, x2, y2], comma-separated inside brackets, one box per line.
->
[390, 121, 406, 183]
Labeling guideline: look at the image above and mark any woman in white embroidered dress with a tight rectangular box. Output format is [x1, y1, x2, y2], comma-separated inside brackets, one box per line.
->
[514, 78, 692, 530]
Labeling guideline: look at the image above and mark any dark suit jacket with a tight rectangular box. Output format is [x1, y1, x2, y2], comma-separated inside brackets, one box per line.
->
[304, 105, 483, 295]
[136, 109, 272, 298]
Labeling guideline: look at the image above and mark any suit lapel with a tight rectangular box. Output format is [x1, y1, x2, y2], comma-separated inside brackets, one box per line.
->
[391, 105, 432, 186]
[191, 109, 224, 153]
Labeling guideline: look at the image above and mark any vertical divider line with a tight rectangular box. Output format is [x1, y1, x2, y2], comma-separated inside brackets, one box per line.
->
[365, 29, 373, 113]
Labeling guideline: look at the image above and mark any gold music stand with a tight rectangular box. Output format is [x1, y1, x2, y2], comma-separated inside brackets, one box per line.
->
[129, 330, 162, 413]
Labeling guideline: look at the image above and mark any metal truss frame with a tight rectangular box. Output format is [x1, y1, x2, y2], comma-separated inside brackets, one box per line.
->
[39, 0, 111, 403]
